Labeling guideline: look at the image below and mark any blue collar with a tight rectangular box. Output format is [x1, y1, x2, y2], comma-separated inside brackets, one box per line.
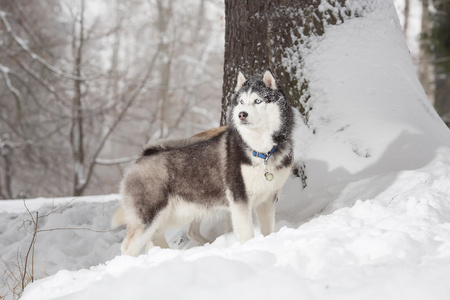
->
[252, 145, 278, 160]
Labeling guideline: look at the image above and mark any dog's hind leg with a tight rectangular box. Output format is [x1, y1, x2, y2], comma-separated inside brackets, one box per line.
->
[188, 220, 209, 245]
[150, 230, 170, 249]
[121, 224, 156, 256]
[111, 206, 126, 228]
[121, 225, 145, 256]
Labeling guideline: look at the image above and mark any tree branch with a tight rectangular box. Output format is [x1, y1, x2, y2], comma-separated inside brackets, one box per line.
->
[0, 64, 23, 104]
[0, 11, 85, 81]
[95, 157, 137, 165]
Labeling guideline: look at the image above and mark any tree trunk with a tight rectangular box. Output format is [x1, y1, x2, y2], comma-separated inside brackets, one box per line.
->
[156, 0, 173, 139]
[424, 0, 450, 123]
[418, 0, 435, 105]
[71, 0, 86, 196]
[1, 147, 13, 199]
[403, 0, 410, 36]
[221, 0, 359, 125]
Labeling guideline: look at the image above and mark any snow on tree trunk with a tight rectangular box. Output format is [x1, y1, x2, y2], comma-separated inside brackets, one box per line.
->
[277, 0, 450, 222]
[221, 0, 362, 125]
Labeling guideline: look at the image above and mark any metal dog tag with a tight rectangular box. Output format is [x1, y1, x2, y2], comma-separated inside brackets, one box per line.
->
[265, 171, 274, 181]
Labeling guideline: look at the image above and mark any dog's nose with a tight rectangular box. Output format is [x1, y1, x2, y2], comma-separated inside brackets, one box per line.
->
[238, 111, 248, 120]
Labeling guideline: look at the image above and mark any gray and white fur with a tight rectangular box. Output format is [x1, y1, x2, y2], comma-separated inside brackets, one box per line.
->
[119, 70, 294, 256]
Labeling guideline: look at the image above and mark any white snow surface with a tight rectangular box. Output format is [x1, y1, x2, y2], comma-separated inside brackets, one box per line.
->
[2, 2, 450, 299]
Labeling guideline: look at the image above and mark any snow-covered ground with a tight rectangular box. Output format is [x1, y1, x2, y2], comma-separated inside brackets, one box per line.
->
[2, 1, 450, 299]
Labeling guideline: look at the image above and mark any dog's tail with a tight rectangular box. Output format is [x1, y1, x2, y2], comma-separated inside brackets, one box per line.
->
[141, 125, 229, 157]
[191, 125, 228, 140]
[111, 206, 126, 228]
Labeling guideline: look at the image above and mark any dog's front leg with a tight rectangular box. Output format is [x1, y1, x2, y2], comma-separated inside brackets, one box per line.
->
[229, 201, 254, 243]
[256, 194, 277, 236]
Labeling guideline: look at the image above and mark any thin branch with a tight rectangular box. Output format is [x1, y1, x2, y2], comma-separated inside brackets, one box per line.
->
[21, 210, 37, 290]
[0, 11, 85, 81]
[5, 70, 72, 119]
[16, 60, 56, 94]
[15, 198, 116, 296]
[36, 227, 114, 234]
[38, 197, 78, 219]
[16, 60, 119, 116]
[0, 65, 23, 103]
[95, 157, 137, 165]
[6, 70, 119, 120]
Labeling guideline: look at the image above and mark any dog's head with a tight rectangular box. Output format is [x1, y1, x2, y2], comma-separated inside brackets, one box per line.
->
[231, 70, 288, 134]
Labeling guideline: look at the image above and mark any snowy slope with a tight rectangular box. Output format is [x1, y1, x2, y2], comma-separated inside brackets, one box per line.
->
[0, 195, 123, 299]
[278, 0, 450, 222]
[10, 155, 450, 300]
[2, 1, 450, 299]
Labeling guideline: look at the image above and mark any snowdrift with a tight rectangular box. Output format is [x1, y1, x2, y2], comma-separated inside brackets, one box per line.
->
[1, 1, 450, 299]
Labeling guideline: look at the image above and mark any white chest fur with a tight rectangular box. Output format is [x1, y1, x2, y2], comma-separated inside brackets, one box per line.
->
[241, 154, 291, 206]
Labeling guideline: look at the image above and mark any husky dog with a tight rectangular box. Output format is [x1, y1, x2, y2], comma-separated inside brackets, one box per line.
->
[119, 70, 294, 256]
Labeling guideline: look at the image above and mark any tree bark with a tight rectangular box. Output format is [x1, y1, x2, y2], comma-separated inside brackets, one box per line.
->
[1, 146, 13, 199]
[71, 0, 86, 196]
[403, 0, 410, 36]
[418, 0, 435, 105]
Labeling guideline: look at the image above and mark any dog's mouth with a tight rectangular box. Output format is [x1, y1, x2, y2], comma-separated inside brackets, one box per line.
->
[239, 119, 262, 130]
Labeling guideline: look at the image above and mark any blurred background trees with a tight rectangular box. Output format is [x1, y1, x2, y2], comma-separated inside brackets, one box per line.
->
[0, 0, 223, 198]
[0, 0, 448, 199]
[398, 0, 450, 123]
[422, 0, 450, 125]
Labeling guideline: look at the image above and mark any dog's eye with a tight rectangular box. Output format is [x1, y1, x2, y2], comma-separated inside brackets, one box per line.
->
[240, 99, 244, 105]
[255, 99, 262, 104]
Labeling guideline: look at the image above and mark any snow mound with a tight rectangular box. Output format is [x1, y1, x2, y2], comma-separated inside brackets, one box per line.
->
[19, 151, 450, 300]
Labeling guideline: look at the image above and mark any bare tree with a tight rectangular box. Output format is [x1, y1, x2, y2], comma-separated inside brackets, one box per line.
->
[70, 0, 87, 196]
[0, 0, 72, 198]
[0, 0, 160, 197]
[0, 0, 224, 199]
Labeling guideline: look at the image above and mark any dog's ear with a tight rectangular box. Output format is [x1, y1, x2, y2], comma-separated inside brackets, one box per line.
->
[235, 71, 247, 92]
[263, 69, 277, 90]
